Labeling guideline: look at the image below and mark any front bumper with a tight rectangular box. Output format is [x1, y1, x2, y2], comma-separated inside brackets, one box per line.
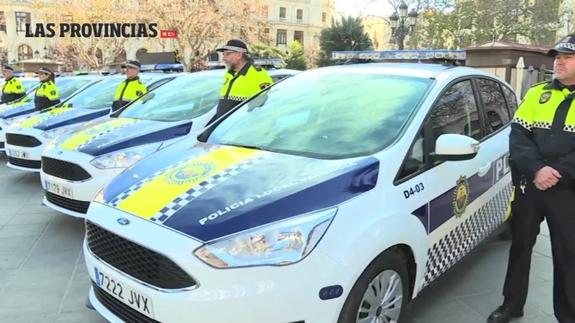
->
[40, 149, 124, 217]
[84, 203, 346, 323]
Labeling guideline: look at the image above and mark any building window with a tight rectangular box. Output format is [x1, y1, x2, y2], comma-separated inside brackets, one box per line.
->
[294, 31, 304, 46]
[279, 7, 286, 20]
[15, 12, 31, 32]
[18, 44, 33, 61]
[296, 9, 303, 22]
[322, 12, 327, 23]
[276, 29, 287, 45]
[0, 11, 6, 32]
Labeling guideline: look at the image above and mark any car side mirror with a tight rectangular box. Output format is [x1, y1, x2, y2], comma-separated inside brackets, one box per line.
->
[432, 134, 479, 162]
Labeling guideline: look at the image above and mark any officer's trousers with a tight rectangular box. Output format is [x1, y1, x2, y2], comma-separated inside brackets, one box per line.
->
[502, 183, 575, 323]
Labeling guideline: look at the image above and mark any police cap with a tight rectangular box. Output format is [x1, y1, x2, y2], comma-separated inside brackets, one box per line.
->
[2, 65, 14, 72]
[122, 60, 141, 69]
[38, 67, 54, 76]
[548, 34, 575, 56]
[216, 39, 248, 54]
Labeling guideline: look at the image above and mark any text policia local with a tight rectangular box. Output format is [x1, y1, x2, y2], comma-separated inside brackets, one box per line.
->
[25, 23, 159, 38]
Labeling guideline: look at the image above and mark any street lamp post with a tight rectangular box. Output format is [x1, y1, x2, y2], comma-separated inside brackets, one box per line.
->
[389, 1, 418, 50]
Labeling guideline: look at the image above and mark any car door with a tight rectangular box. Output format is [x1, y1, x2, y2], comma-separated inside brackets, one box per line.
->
[395, 78, 492, 287]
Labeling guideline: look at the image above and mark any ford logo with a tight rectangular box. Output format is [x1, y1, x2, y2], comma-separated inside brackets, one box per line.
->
[117, 217, 130, 225]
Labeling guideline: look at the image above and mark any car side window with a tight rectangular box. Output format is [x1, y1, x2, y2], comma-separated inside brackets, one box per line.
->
[502, 85, 518, 117]
[477, 78, 511, 133]
[397, 129, 425, 180]
[430, 80, 481, 149]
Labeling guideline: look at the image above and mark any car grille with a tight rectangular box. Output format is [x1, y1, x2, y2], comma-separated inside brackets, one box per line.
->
[42, 157, 91, 181]
[45, 191, 90, 214]
[92, 282, 160, 323]
[86, 221, 197, 289]
[5, 133, 41, 147]
[7, 157, 40, 169]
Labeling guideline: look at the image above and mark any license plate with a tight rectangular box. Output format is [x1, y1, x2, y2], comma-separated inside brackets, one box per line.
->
[94, 267, 154, 318]
[44, 180, 74, 199]
[8, 149, 28, 159]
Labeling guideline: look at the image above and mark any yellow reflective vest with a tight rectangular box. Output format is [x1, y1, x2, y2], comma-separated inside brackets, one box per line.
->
[510, 79, 575, 182]
[35, 80, 60, 111]
[1, 77, 26, 104]
[112, 76, 147, 112]
[215, 62, 273, 119]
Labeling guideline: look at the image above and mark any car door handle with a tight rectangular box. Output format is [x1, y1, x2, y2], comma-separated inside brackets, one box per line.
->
[478, 162, 491, 177]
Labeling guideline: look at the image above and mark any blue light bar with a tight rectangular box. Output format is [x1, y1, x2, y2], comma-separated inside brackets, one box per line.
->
[155, 63, 184, 71]
[331, 50, 466, 61]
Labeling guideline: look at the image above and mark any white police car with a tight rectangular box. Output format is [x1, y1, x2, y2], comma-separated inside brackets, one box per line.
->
[40, 69, 298, 218]
[83, 58, 516, 323]
[3, 73, 176, 172]
[0, 75, 100, 152]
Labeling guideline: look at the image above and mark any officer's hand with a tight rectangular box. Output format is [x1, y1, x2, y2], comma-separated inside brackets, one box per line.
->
[534, 166, 562, 190]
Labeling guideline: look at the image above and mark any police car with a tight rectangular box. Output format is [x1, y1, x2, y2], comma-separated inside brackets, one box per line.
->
[3, 73, 176, 172]
[40, 69, 298, 218]
[82, 52, 517, 323]
[0, 75, 100, 152]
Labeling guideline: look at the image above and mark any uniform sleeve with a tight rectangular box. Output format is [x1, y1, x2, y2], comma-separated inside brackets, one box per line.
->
[47, 84, 60, 101]
[257, 70, 273, 90]
[13, 79, 25, 94]
[509, 88, 546, 179]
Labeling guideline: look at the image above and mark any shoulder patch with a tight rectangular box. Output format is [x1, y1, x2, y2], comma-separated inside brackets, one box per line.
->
[136, 90, 143, 96]
[50, 90, 56, 95]
[16, 85, 21, 89]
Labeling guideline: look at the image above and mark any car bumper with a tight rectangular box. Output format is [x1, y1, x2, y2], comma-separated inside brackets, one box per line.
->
[84, 203, 346, 323]
[40, 149, 124, 217]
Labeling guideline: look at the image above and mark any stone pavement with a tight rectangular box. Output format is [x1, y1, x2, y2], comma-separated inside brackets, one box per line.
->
[0, 154, 557, 323]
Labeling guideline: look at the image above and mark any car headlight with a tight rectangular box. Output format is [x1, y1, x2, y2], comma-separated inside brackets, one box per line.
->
[90, 143, 161, 169]
[194, 208, 337, 268]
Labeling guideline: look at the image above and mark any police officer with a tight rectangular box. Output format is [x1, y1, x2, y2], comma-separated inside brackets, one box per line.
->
[35, 67, 60, 112]
[210, 39, 273, 122]
[111, 60, 147, 112]
[488, 34, 575, 323]
[1, 65, 26, 104]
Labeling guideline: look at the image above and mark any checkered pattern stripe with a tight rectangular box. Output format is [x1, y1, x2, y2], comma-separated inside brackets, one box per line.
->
[564, 124, 575, 132]
[512, 118, 532, 131]
[532, 121, 551, 129]
[423, 183, 513, 286]
[151, 156, 266, 223]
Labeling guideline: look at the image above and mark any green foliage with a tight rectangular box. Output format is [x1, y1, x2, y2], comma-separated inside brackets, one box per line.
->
[317, 16, 373, 66]
[284, 41, 307, 70]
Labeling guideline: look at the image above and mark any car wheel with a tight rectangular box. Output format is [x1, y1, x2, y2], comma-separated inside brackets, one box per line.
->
[338, 249, 410, 323]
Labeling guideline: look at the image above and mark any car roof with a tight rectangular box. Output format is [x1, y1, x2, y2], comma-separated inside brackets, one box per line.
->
[57, 74, 103, 81]
[267, 69, 301, 76]
[322, 63, 500, 80]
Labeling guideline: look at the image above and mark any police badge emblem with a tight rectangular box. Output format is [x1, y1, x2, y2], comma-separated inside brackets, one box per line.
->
[539, 91, 552, 104]
[453, 176, 470, 217]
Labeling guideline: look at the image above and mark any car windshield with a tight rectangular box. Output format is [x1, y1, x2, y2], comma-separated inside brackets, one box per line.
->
[62, 77, 124, 110]
[205, 68, 432, 159]
[49, 78, 93, 99]
[119, 73, 222, 122]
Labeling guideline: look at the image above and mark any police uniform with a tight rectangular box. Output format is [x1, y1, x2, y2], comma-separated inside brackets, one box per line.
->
[212, 39, 273, 121]
[35, 67, 60, 112]
[488, 35, 575, 323]
[1, 66, 26, 104]
[111, 60, 147, 112]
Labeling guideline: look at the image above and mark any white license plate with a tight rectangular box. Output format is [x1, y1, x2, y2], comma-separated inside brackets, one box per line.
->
[8, 149, 29, 159]
[44, 180, 74, 199]
[95, 267, 154, 318]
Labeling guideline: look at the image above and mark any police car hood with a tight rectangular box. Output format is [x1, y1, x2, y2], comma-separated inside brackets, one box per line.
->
[56, 117, 193, 156]
[21, 107, 110, 131]
[100, 143, 379, 241]
[0, 101, 35, 119]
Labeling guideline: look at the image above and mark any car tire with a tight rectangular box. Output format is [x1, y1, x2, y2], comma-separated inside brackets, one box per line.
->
[337, 248, 410, 323]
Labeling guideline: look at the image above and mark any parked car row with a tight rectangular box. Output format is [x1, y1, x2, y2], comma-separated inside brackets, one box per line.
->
[1, 58, 517, 323]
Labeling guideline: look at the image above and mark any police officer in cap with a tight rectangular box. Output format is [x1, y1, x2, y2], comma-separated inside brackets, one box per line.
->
[488, 34, 575, 323]
[210, 39, 273, 123]
[1, 65, 26, 104]
[35, 67, 60, 111]
[111, 60, 147, 112]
